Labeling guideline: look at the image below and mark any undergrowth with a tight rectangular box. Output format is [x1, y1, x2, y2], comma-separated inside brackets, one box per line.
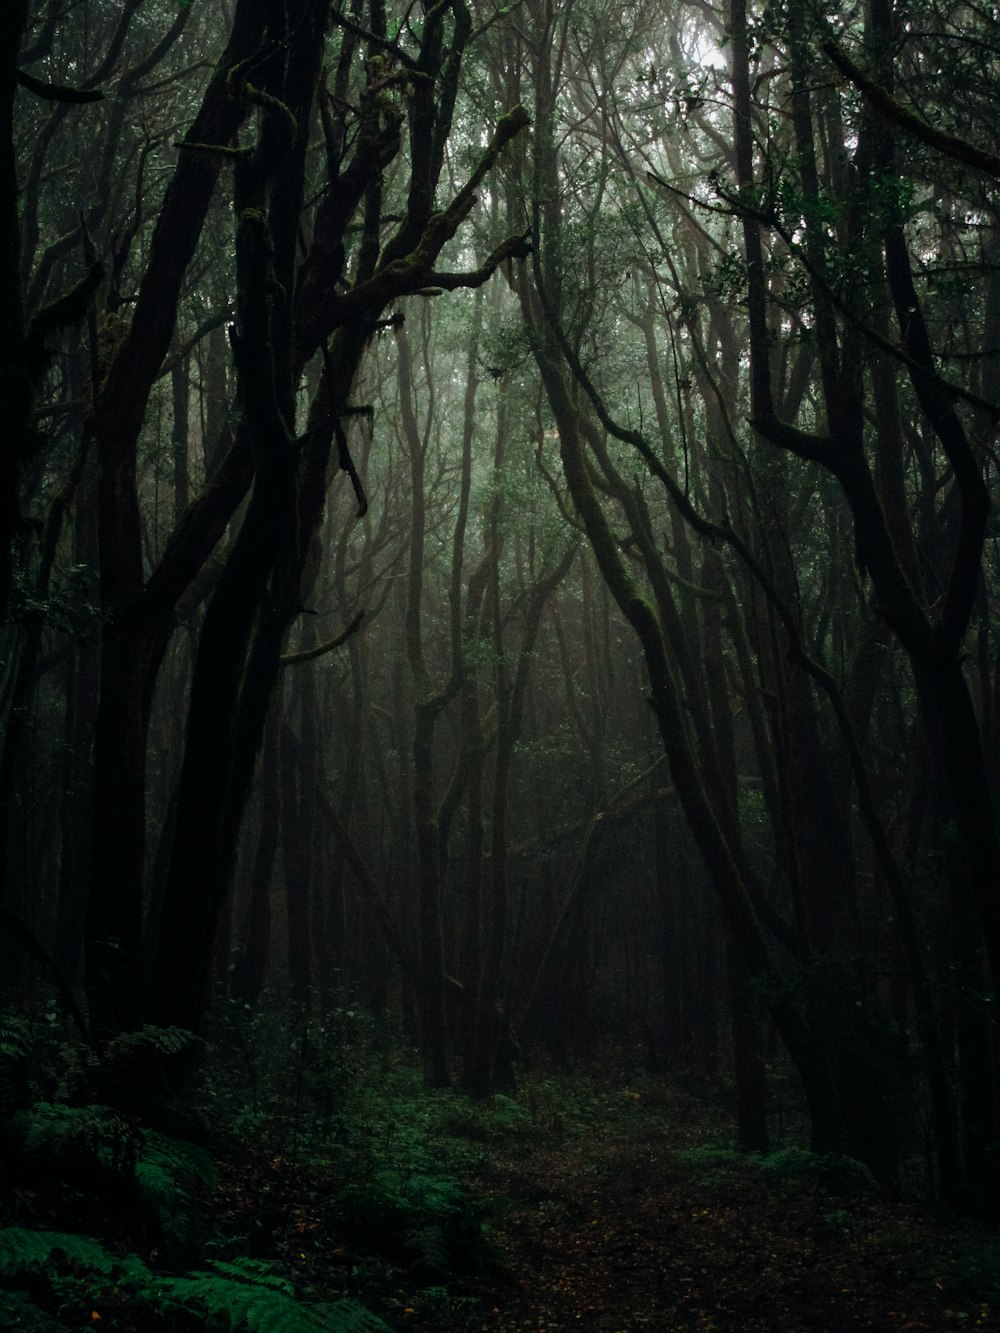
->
[0, 996, 402, 1331]
[0, 993, 544, 1329]
[196, 998, 523, 1296]
[673, 1141, 879, 1195]
[7, 994, 995, 1331]
[0, 1230, 390, 1331]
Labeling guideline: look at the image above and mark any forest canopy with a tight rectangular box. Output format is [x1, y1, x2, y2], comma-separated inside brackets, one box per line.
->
[2, 0, 1000, 1215]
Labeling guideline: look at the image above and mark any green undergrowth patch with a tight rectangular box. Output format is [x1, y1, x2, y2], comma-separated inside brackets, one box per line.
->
[318, 1074, 523, 1289]
[0, 1095, 393, 1329]
[195, 999, 532, 1290]
[0, 1229, 391, 1331]
[0, 1001, 405, 1331]
[672, 1142, 755, 1187]
[4, 1099, 217, 1255]
[336, 1169, 501, 1280]
[14, 999, 920, 1332]
[672, 1140, 880, 1197]
[1, 1008, 589, 1328]
[518, 1066, 679, 1150]
[199, 999, 536, 1177]
[758, 1145, 879, 1195]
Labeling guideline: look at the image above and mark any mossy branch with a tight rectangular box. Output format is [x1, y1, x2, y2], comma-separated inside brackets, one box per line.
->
[823, 41, 1000, 180]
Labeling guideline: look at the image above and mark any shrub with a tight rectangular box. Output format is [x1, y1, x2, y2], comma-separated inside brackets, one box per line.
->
[760, 1147, 878, 1195]
[336, 1169, 499, 1279]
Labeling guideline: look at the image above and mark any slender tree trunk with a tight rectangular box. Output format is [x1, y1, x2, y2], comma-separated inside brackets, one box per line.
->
[231, 707, 282, 1008]
[0, 0, 29, 626]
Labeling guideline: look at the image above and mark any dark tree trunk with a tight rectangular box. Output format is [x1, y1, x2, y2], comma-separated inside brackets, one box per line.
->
[231, 708, 282, 1008]
[85, 0, 266, 1036]
[0, 1, 30, 626]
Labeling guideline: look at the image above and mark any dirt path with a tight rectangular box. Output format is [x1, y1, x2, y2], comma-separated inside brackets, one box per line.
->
[428, 1093, 996, 1332]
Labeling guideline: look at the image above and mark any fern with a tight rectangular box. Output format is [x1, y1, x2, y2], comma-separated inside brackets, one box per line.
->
[142, 1128, 217, 1187]
[404, 1223, 453, 1279]
[0, 1227, 152, 1285]
[402, 1172, 472, 1216]
[0, 1014, 31, 1112]
[158, 1259, 391, 1331]
[136, 1130, 216, 1251]
[16, 1100, 140, 1174]
[10, 1101, 218, 1251]
[0, 1017, 31, 1063]
[673, 1143, 752, 1186]
[102, 1023, 200, 1062]
[338, 1169, 496, 1278]
[0, 1231, 390, 1332]
[85, 1023, 203, 1107]
[315, 1298, 394, 1331]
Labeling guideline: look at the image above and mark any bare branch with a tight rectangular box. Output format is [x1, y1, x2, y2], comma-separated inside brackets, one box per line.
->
[279, 610, 365, 665]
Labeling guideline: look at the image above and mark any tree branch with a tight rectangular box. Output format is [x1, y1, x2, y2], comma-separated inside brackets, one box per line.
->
[16, 68, 104, 102]
[279, 609, 365, 665]
[823, 40, 1000, 180]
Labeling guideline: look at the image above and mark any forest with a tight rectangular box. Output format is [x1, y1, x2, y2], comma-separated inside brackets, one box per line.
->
[2, 0, 1000, 1327]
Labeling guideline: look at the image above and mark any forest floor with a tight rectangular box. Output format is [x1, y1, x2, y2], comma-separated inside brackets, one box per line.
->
[214, 1059, 999, 1333]
[449, 1082, 997, 1332]
[3, 1030, 999, 1331]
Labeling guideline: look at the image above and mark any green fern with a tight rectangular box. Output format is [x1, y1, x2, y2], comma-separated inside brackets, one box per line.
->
[673, 1143, 751, 1186]
[404, 1223, 453, 1279]
[338, 1169, 496, 1278]
[313, 1298, 394, 1332]
[0, 1017, 31, 1061]
[0, 1231, 390, 1332]
[142, 1128, 217, 1187]
[102, 1023, 200, 1062]
[158, 1258, 391, 1331]
[0, 1015, 31, 1112]
[84, 1023, 202, 1107]
[136, 1130, 216, 1251]
[0, 1226, 152, 1285]
[11, 1101, 218, 1250]
[17, 1100, 140, 1174]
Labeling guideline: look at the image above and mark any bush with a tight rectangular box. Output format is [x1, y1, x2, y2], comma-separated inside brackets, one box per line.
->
[760, 1147, 878, 1195]
[336, 1169, 500, 1279]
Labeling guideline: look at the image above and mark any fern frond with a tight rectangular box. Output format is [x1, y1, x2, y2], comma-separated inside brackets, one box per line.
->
[0, 1015, 32, 1112]
[157, 1261, 391, 1331]
[17, 1101, 140, 1174]
[404, 1223, 452, 1278]
[0, 1227, 151, 1284]
[142, 1129, 217, 1188]
[337, 1169, 495, 1278]
[0, 1019, 30, 1066]
[402, 1173, 471, 1216]
[0, 1232, 391, 1332]
[760, 1147, 878, 1193]
[101, 1023, 201, 1062]
[314, 1299, 393, 1332]
[207, 1255, 295, 1293]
